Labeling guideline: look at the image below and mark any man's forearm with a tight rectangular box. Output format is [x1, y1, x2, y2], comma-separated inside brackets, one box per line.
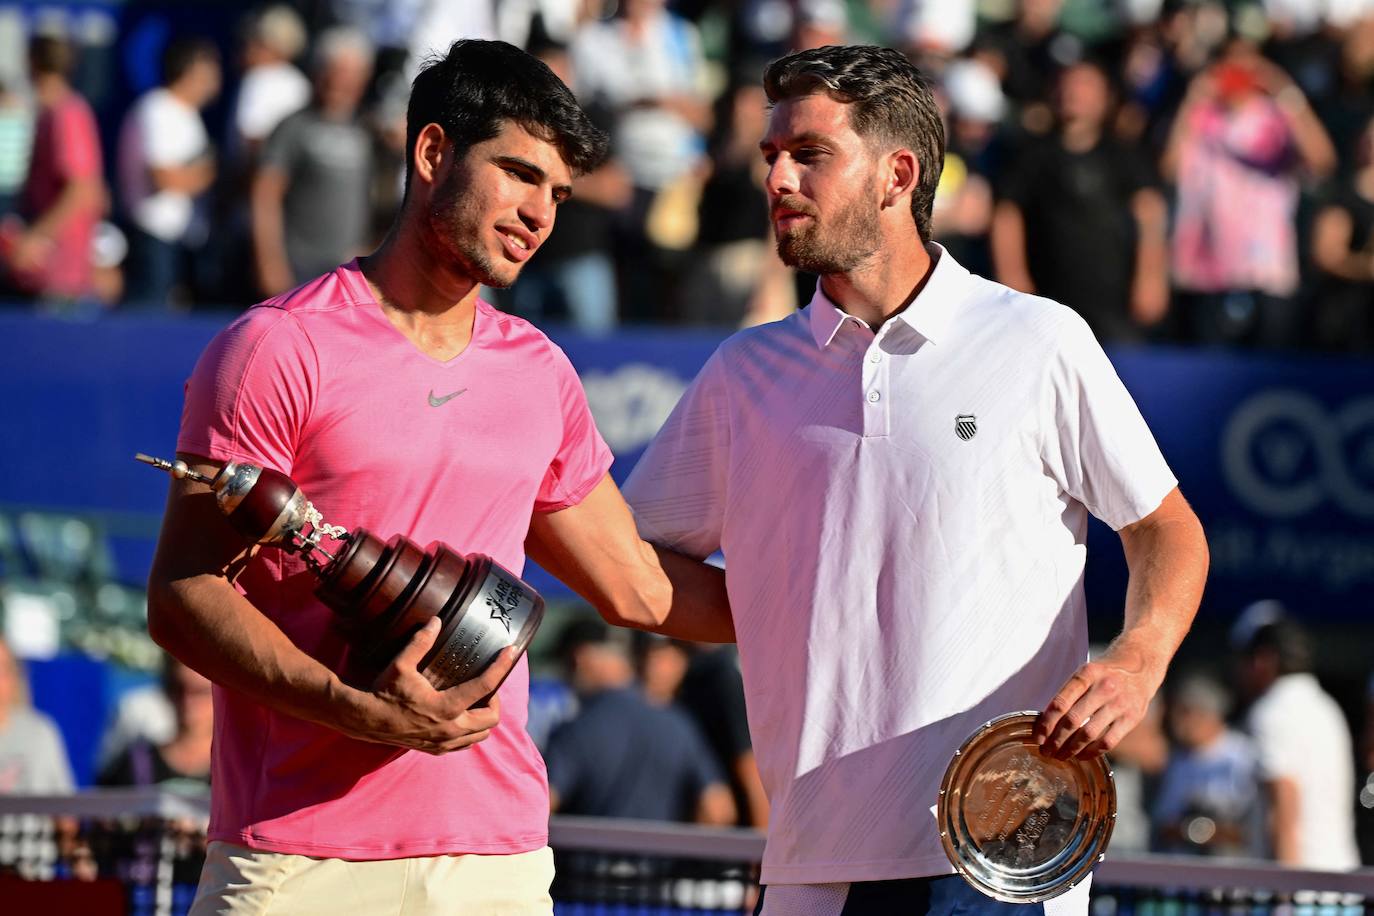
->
[1038, 488, 1208, 757]
[1110, 488, 1209, 686]
[148, 572, 370, 734]
[1265, 776, 1302, 863]
[29, 176, 102, 240]
[523, 476, 735, 641]
[652, 547, 734, 643]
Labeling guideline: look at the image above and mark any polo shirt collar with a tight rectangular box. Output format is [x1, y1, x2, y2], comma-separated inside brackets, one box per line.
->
[806, 242, 970, 349]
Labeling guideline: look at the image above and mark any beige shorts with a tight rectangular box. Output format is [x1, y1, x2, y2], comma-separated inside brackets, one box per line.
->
[190, 840, 555, 916]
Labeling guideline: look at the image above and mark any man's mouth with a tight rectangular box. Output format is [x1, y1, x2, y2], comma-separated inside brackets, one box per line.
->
[497, 226, 536, 261]
[773, 209, 812, 232]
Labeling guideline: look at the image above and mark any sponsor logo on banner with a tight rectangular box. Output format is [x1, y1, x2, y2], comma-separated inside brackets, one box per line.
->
[1221, 391, 1374, 519]
[582, 364, 690, 454]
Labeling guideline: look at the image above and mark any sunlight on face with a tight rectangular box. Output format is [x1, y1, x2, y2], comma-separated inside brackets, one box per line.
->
[760, 94, 885, 275]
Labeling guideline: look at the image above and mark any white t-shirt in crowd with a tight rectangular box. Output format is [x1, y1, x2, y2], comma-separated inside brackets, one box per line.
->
[623, 245, 1178, 886]
[234, 62, 310, 145]
[1246, 672, 1361, 870]
[571, 11, 705, 189]
[117, 87, 209, 242]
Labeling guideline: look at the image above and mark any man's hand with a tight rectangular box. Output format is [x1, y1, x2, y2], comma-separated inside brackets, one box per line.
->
[1037, 489, 1207, 760]
[1035, 643, 1162, 760]
[9, 230, 53, 274]
[353, 618, 518, 755]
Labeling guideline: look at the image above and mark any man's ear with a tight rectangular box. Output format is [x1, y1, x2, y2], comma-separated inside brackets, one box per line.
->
[883, 148, 920, 210]
[413, 122, 448, 188]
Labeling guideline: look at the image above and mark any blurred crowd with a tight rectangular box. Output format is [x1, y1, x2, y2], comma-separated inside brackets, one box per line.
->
[1, 0, 1374, 351]
[3, 598, 1374, 870]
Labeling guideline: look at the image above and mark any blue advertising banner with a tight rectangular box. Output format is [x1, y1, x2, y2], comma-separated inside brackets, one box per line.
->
[0, 312, 1370, 622]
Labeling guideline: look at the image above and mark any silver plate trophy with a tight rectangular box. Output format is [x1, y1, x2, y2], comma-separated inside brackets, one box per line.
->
[937, 711, 1115, 903]
[136, 454, 544, 695]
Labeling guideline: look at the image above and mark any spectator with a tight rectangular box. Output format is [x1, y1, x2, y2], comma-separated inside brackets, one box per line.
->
[232, 5, 311, 159]
[675, 643, 770, 829]
[97, 655, 211, 793]
[571, 0, 711, 321]
[0, 77, 31, 218]
[1361, 673, 1374, 864]
[0, 637, 73, 793]
[933, 56, 1006, 279]
[687, 78, 787, 326]
[993, 58, 1170, 342]
[251, 26, 374, 295]
[0, 33, 105, 303]
[544, 618, 735, 825]
[1308, 112, 1374, 353]
[509, 35, 629, 333]
[977, 0, 1077, 134]
[1231, 601, 1361, 868]
[635, 631, 690, 707]
[97, 674, 175, 773]
[1152, 675, 1264, 857]
[1162, 39, 1336, 347]
[1105, 693, 1168, 854]
[116, 36, 221, 306]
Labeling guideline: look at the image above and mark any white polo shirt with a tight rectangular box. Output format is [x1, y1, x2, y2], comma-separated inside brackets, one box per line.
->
[622, 245, 1177, 885]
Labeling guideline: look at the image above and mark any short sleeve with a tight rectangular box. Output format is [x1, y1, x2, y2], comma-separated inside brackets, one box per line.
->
[56, 98, 101, 181]
[141, 97, 198, 168]
[620, 349, 731, 559]
[1247, 705, 1299, 782]
[1039, 311, 1177, 530]
[176, 307, 318, 474]
[235, 68, 310, 143]
[259, 112, 304, 175]
[675, 710, 724, 795]
[995, 139, 1042, 206]
[533, 342, 614, 513]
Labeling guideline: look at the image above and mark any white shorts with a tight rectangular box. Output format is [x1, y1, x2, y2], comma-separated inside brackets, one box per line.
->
[190, 840, 555, 916]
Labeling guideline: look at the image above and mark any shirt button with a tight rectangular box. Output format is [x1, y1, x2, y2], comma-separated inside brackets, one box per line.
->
[867, 390, 881, 403]
[869, 352, 882, 363]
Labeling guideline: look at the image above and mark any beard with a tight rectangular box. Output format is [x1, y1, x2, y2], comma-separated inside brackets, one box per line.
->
[425, 171, 519, 289]
[774, 188, 883, 275]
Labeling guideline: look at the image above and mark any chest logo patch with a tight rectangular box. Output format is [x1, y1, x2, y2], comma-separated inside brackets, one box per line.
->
[428, 388, 467, 408]
[955, 414, 977, 441]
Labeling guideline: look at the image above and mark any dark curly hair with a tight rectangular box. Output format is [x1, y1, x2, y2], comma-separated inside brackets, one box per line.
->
[763, 45, 945, 243]
[404, 39, 608, 196]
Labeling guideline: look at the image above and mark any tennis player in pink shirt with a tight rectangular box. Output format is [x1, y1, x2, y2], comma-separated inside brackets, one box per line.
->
[147, 40, 726, 915]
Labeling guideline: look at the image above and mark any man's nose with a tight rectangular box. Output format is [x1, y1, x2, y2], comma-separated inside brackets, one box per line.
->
[766, 157, 798, 198]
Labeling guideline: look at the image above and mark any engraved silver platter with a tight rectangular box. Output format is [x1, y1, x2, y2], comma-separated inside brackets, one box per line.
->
[937, 711, 1115, 903]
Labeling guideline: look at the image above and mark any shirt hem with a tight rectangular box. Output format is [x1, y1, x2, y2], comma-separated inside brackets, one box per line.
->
[207, 829, 550, 861]
[759, 852, 954, 885]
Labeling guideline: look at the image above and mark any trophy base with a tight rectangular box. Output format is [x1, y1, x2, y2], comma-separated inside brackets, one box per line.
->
[316, 530, 544, 692]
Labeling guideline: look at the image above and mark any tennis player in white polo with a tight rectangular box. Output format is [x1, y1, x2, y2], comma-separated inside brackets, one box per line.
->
[620, 45, 1209, 916]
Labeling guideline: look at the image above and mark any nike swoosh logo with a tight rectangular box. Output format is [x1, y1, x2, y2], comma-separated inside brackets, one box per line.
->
[427, 388, 467, 408]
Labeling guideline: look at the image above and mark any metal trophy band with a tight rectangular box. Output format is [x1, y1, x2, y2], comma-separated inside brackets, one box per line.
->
[138, 453, 1112, 902]
[136, 454, 543, 696]
[938, 712, 1117, 903]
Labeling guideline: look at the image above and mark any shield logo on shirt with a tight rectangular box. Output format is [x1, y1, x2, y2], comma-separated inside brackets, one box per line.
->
[955, 414, 977, 441]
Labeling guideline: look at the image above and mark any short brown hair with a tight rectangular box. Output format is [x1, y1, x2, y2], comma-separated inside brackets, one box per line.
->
[764, 45, 945, 243]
